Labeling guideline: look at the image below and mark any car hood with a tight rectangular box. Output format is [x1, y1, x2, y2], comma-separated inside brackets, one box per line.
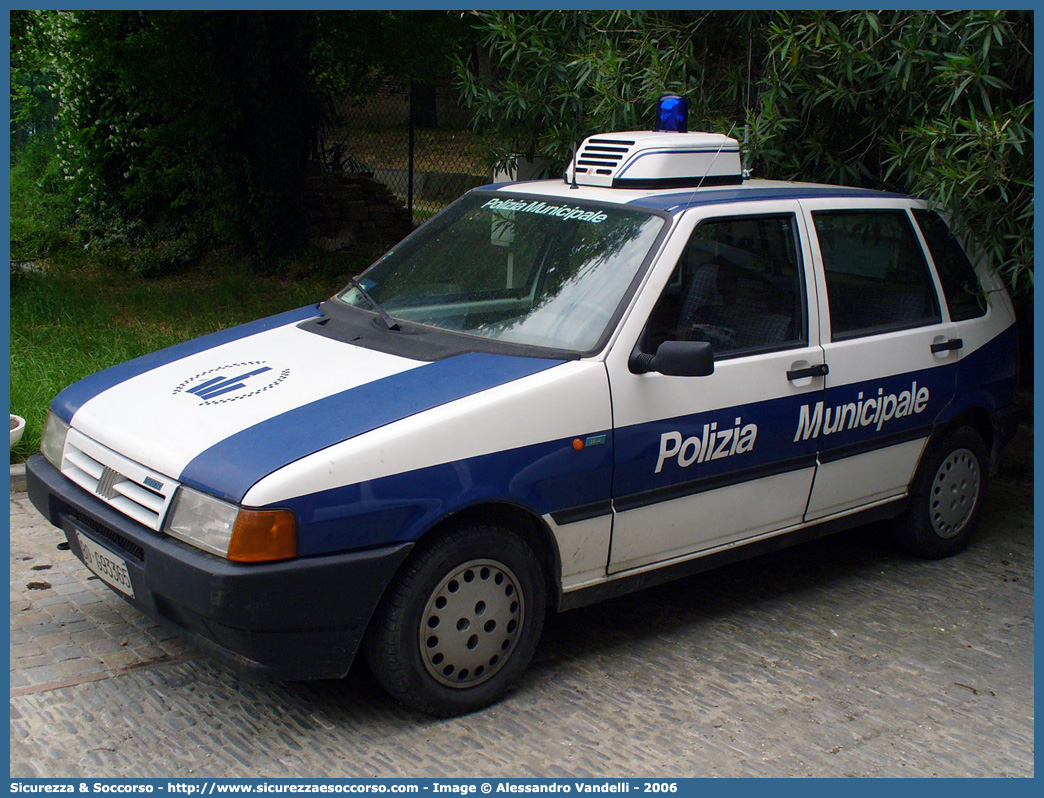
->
[55, 306, 564, 502]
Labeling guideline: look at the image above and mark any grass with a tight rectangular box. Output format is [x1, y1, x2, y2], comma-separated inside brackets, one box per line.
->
[9, 251, 371, 462]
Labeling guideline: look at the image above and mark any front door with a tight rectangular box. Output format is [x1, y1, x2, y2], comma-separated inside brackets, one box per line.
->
[606, 204, 825, 574]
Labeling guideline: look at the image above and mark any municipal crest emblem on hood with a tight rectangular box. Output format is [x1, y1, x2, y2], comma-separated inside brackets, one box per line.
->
[172, 361, 291, 406]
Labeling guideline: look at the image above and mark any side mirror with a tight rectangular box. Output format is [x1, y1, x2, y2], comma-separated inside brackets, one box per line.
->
[629, 340, 714, 377]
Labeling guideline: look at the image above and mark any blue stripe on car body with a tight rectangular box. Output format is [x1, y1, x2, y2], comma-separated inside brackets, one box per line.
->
[944, 324, 1019, 420]
[179, 352, 566, 503]
[278, 432, 615, 557]
[612, 361, 956, 501]
[51, 305, 322, 423]
[271, 327, 1017, 558]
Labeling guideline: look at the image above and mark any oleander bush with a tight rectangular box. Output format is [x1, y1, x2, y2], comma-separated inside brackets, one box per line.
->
[457, 10, 1033, 296]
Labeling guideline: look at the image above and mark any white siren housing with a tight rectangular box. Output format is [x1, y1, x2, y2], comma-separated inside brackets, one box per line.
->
[566, 131, 743, 190]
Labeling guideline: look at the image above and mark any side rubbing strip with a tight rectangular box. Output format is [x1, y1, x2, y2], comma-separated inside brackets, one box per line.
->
[818, 426, 932, 464]
[614, 454, 818, 513]
[550, 500, 613, 526]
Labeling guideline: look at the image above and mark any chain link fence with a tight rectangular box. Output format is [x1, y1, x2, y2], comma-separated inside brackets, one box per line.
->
[323, 75, 490, 227]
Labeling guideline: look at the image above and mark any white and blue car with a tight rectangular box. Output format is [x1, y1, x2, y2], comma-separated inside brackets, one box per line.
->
[28, 117, 1019, 716]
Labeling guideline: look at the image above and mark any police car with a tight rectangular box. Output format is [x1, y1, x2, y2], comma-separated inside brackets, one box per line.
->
[27, 98, 1019, 716]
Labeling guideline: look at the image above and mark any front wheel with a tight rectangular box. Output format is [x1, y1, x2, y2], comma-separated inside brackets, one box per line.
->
[893, 426, 988, 559]
[365, 522, 546, 716]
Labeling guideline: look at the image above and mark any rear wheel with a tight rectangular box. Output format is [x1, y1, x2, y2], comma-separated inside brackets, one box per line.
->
[365, 522, 546, 716]
[894, 427, 988, 559]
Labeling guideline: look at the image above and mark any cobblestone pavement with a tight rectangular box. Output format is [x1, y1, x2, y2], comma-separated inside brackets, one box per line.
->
[10, 426, 1033, 778]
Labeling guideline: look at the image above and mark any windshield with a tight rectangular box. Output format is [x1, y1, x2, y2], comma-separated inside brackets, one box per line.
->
[335, 193, 666, 353]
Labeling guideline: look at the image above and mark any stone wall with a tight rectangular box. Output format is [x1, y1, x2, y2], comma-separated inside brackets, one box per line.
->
[303, 174, 413, 253]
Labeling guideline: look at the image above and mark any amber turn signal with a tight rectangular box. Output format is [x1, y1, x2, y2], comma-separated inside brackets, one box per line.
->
[227, 508, 297, 563]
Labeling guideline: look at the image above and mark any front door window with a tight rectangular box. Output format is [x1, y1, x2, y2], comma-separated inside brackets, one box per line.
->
[640, 213, 808, 359]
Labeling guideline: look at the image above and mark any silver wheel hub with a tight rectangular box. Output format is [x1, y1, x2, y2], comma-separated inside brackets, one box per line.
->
[419, 559, 524, 688]
[930, 448, 980, 539]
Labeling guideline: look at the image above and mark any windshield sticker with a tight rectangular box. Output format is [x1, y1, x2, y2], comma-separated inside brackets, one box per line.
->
[794, 381, 930, 441]
[482, 197, 608, 224]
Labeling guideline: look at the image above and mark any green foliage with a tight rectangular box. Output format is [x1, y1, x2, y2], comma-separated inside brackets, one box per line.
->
[757, 11, 1033, 294]
[310, 10, 470, 98]
[43, 11, 322, 264]
[10, 10, 59, 149]
[455, 11, 766, 172]
[10, 11, 472, 270]
[9, 133, 80, 260]
[456, 10, 1032, 296]
[308, 11, 472, 168]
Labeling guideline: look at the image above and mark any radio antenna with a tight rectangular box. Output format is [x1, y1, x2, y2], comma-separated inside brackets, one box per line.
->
[745, 38, 752, 116]
[670, 121, 738, 215]
[568, 98, 582, 189]
[694, 122, 738, 192]
[742, 38, 753, 178]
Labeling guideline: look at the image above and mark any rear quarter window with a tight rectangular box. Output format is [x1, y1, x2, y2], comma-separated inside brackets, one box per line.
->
[912, 209, 988, 322]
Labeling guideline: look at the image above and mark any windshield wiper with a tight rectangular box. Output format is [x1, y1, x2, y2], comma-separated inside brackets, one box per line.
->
[347, 277, 400, 331]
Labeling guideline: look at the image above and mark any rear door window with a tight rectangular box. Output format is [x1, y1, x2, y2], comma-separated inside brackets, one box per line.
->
[812, 209, 942, 340]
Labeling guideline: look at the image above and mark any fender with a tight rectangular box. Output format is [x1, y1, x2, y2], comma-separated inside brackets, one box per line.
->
[269, 431, 615, 558]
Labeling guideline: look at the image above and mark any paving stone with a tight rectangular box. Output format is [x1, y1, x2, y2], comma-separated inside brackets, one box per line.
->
[8, 426, 1034, 778]
[20, 665, 62, 685]
[10, 672, 30, 689]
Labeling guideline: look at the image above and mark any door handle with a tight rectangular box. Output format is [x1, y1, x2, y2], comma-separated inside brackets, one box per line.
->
[930, 338, 964, 353]
[787, 363, 829, 381]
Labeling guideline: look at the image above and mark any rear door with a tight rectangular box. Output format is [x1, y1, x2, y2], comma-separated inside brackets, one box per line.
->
[606, 202, 826, 573]
[910, 208, 1018, 417]
[800, 199, 959, 520]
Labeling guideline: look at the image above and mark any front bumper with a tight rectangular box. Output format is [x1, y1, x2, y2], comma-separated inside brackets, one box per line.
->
[26, 454, 413, 681]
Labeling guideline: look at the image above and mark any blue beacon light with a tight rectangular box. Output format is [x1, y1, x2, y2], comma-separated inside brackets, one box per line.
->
[654, 94, 688, 133]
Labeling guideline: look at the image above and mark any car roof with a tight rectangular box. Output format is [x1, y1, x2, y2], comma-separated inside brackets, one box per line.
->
[477, 178, 911, 216]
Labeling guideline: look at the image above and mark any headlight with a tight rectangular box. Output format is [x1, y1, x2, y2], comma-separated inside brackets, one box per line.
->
[40, 412, 70, 469]
[164, 486, 297, 562]
[165, 487, 240, 557]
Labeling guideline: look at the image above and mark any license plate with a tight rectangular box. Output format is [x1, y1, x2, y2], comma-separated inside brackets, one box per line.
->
[76, 531, 135, 598]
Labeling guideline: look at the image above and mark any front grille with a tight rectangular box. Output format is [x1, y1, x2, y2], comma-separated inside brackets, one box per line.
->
[59, 501, 146, 562]
[61, 430, 178, 531]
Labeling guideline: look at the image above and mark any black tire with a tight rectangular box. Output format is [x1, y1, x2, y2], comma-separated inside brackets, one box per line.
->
[365, 521, 546, 716]
[894, 426, 989, 559]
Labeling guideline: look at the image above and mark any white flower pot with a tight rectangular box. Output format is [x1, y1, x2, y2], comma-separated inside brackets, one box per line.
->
[11, 415, 26, 448]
